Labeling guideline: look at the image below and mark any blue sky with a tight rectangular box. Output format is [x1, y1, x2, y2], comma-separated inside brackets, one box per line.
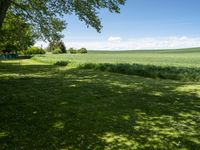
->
[37, 0, 200, 50]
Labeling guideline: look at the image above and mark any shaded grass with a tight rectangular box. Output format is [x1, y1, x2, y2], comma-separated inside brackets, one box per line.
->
[0, 59, 200, 149]
[78, 63, 200, 81]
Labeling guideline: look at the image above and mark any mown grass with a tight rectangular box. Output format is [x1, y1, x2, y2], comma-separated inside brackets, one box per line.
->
[0, 59, 200, 149]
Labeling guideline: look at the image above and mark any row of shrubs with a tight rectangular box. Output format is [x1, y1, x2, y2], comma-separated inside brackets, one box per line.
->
[68, 48, 87, 54]
[20, 46, 88, 55]
[54, 61, 70, 66]
[52, 47, 87, 54]
[78, 63, 200, 81]
[20, 47, 46, 55]
[46, 40, 87, 54]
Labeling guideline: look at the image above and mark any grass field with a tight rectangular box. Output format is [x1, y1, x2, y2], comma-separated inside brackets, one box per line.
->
[33, 48, 200, 67]
[33, 48, 200, 81]
[1, 48, 200, 149]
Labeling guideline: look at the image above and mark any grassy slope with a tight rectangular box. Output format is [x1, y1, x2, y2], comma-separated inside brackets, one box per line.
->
[0, 59, 200, 149]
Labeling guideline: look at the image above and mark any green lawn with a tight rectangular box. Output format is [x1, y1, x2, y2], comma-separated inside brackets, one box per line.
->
[1, 50, 200, 149]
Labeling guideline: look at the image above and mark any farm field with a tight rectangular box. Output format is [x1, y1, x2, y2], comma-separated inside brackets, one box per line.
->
[33, 48, 200, 67]
[1, 48, 200, 149]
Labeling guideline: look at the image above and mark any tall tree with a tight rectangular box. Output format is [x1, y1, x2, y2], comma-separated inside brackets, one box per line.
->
[0, 0, 12, 28]
[0, 0, 125, 41]
[0, 12, 36, 52]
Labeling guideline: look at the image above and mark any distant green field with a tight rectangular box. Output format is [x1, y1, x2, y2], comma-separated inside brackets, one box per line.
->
[32, 48, 200, 81]
[33, 48, 200, 67]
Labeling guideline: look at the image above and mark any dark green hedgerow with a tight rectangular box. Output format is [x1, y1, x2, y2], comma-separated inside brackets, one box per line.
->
[54, 61, 70, 66]
[78, 63, 200, 81]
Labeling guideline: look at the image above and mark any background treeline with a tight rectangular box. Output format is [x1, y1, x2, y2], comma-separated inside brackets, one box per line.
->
[0, 13, 87, 56]
[46, 41, 87, 54]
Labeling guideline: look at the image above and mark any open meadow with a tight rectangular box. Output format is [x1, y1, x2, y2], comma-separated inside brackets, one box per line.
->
[1, 48, 200, 149]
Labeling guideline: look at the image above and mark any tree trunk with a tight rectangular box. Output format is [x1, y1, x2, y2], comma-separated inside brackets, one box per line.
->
[0, 0, 12, 29]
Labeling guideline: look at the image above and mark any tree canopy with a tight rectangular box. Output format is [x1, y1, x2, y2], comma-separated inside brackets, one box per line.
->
[0, 12, 36, 53]
[0, 0, 126, 41]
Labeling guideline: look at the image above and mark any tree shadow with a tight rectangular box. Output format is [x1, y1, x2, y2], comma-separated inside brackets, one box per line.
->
[0, 61, 200, 149]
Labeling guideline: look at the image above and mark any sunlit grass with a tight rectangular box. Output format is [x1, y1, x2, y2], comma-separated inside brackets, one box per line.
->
[0, 132, 9, 138]
[32, 48, 200, 67]
[32, 49, 200, 81]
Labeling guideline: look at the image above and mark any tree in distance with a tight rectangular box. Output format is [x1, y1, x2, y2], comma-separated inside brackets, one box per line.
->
[78, 48, 88, 54]
[69, 48, 88, 54]
[47, 41, 67, 54]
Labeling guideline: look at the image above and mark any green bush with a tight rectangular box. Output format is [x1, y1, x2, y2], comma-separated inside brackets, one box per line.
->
[69, 48, 77, 54]
[68, 47, 87, 54]
[77, 48, 87, 54]
[22, 47, 45, 55]
[54, 61, 69, 66]
[52, 48, 62, 54]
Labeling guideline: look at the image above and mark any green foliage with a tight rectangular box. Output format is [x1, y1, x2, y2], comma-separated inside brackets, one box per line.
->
[77, 48, 88, 54]
[22, 47, 45, 55]
[52, 48, 62, 54]
[68, 48, 88, 54]
[68, 48, 77, 54]
[0, 0, 125, 40]
[54, 61, 69, 66]
[57, 41, 67, 53]
[47, 41, 66, 54]
[0, 12, 35, 53]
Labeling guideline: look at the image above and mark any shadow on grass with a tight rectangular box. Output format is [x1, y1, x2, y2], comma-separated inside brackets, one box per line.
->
[0, 60, 59, 77]
[0, 60, 200, 149]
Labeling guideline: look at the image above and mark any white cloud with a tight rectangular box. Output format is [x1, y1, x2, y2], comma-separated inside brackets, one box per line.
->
[108, 36, 122, 43]
[35, 36, 200, 50]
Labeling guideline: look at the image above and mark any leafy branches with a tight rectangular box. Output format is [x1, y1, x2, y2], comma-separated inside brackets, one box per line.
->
[0, 0, 126, 41]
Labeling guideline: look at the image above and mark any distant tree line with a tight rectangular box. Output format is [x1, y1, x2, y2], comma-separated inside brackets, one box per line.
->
[0, 13, 87, 55]
[47, 41, 87, 54]
[68, 48, 88, 54]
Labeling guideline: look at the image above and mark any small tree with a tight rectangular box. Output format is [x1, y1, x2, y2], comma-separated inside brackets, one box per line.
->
[69, 48, 77, 54]
[57, 41, 66, 53]
[22, 47, 45, 55]
[78, 48, 87, 54]
[47, 40, 66, 54]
